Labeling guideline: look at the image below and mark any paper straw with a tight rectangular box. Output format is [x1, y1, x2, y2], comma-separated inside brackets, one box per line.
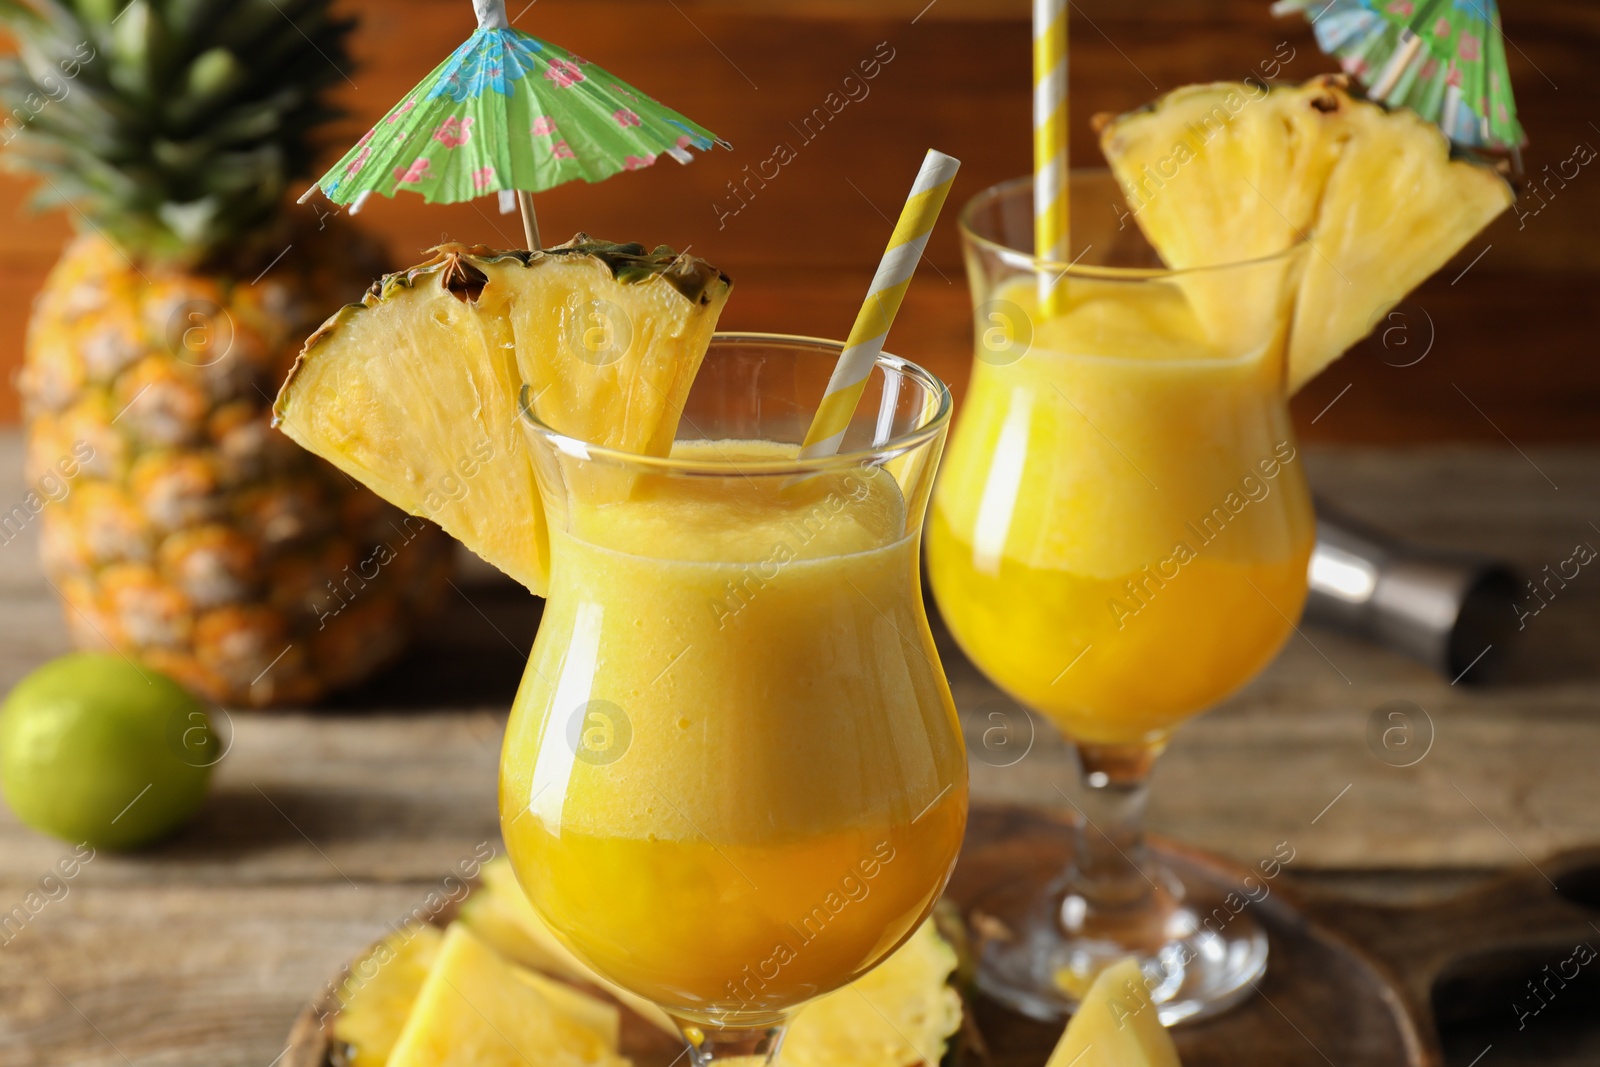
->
[798, 149, 960, 459]
[1034, 0, 1069, 314]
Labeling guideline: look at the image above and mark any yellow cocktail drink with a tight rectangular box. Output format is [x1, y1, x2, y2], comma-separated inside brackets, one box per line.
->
[931, 175, 1313, 1024]
[928, 278, 1314, 745]
[501, 440, 966, 1025]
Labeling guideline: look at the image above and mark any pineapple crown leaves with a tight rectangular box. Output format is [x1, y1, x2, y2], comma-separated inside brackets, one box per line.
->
[0, 0, 356, 267]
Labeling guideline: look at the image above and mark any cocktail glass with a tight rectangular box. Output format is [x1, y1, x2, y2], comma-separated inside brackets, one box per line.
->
[926, 174, 1315, 1023]
[501, 334, 968, 1065]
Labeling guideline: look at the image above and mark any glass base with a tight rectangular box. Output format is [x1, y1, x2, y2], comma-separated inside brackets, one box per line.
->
[675, 1019, 787, 1067]
[969, 842, 1268, 1026]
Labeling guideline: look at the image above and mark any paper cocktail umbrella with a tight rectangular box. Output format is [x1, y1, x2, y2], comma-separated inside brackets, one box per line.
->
[299, 0, 725, 246]
[1274, 0, 1525, 154]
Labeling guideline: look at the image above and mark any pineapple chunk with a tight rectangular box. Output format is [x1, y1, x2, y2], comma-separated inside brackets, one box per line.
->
[337, 869, 964, 1067]
[461, 857, 679, 1036]
[782, 919, 964, 1067]
[1098, 76, 1513, 392]
[386, 923, 626, 1067]
[1046, 958, 1181, 1067]
[456, 867, 572, 976]
[1287, 101, 1513, 391]
[333, 924, 444, 1067]
[465, 856, 965, 1067]
[1099, 80, 1348, 266]
[273, 238, 732, 596]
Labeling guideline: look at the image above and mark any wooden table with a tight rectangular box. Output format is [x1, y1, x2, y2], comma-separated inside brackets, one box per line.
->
[2, 434, 1597, 1066]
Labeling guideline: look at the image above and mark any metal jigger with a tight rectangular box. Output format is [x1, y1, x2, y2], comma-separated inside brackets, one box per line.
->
[1305, 499, 1519, 683]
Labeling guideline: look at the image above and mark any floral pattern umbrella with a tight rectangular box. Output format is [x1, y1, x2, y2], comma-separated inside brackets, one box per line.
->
[299, 0, 725, 246]
[1274, 0, 1525, 154]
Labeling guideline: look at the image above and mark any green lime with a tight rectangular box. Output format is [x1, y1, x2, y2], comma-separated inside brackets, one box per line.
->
[0, 653, 220, 850]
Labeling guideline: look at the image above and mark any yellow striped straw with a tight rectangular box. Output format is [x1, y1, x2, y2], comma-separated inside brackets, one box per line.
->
[1034, 0, 1069, 315]
[798, 149, 960, 459]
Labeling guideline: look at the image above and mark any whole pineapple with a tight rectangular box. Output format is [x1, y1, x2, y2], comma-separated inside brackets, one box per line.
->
[1, 0, 452, 706]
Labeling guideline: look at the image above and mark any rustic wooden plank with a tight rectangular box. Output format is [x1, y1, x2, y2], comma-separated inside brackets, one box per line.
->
[1, 863, 1592, 1067]
[3, 432, 1600, 1065]
[0, 883, 446, 1067]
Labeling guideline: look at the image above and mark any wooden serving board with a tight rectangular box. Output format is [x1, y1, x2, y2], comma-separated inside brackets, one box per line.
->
[952, 807, 1600, 1067]
[284, 804, 1600, 1067]
[951, 806, 1432, 1067]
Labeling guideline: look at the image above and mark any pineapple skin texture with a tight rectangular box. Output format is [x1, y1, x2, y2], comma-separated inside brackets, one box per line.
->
[19, 229, 454, 708]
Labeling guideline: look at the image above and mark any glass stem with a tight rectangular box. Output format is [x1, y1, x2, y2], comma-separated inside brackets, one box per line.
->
[678, 1020, 788, 1067]
[1059, 741, 1174, 953]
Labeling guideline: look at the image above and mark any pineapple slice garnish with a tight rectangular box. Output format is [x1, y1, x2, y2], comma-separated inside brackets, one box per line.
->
[459, 857, 679, 1035]
[333, 924, 444, 1067]
[272, 237, 732, 596]
[1045, 958, 1181, 1067]
[1097, 80, 1348, 265]
[335, 862, 965, 1067]
[466, 856, 964, 1067]
[780, 919, 964, 1067]
[1287, 100, 1511, 391]
[1097, 76, 1513, 392]
[385, 923, 626, 1067]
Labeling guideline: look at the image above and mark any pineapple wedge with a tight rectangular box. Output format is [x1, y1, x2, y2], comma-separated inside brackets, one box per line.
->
[781, 918, 964, 1067]
[1098, 76, 1513, 392]
[460, 857, 678, 1036]
[466, 856, 965, 1067]
[385, 923, 626, 1067]
[1045, 958, 1181, 1067]
[1288, 101, 1512, 391]
[272, 237, 732, 595]
[1098, 80, 1348, 265]
[333, 924, 444, 1067]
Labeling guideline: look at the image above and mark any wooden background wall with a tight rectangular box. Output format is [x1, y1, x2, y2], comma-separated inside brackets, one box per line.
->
[1, 0, 1595, 441]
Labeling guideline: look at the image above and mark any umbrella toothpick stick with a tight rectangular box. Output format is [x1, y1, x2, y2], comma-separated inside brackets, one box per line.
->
[518, 191, 541, 250]
[1369, 31, 1424, 101]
